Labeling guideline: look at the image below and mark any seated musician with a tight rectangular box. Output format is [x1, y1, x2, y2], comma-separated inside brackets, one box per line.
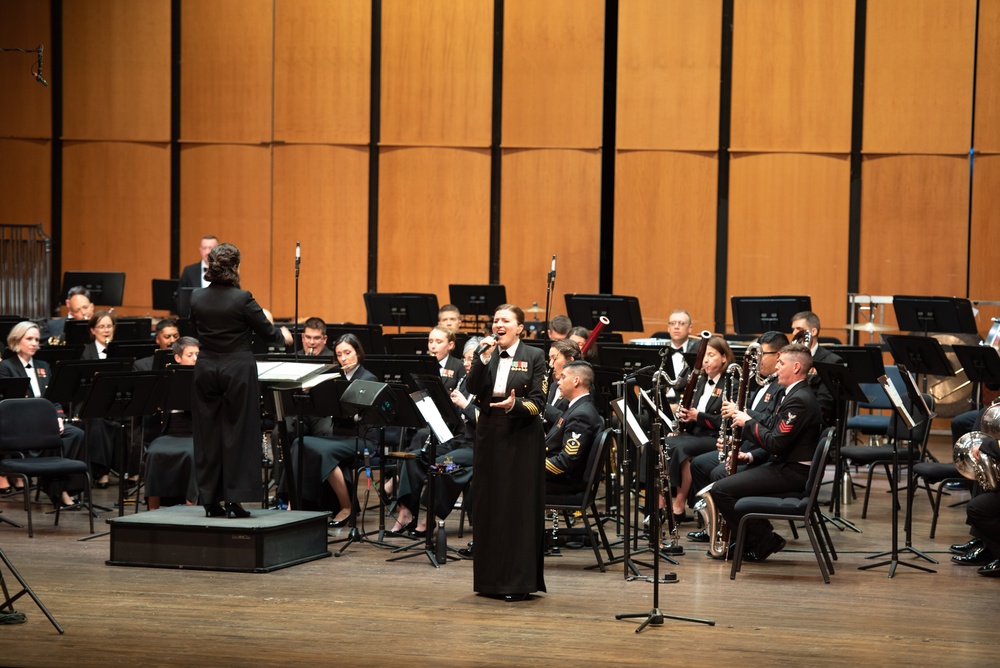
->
[790, 311, 843, 425]
[429, 326, 465, 393]
[548, 314, 572, 341]
[300, 317, 333, 358]
[390, 338, 480, 537]
[687, 331, 788, 542]
[294, 333, 378, 526]
[665, 335, 733, 522]
[41, 285, 94, 343]
[543, 339, 582, 428]
[0, 321, 88, 508]
[710, 343, 823, 562]
[80, 309, 119, 488]
[128, 319, 182, 483]
[133, 319, 181, 371]
[569, 326, 599, 365]
[663, 309, 698, 402]
[438, 304, 462, 332]
[545, 361, 602, 494]
[949, 434, 1000, 577]
[144, 337, 200, 510]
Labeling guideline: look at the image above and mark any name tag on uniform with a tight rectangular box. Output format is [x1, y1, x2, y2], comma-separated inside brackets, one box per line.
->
[511, 361, 528, 373]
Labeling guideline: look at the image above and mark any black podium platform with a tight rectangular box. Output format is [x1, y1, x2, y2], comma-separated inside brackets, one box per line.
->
[106, 507, 331, 573]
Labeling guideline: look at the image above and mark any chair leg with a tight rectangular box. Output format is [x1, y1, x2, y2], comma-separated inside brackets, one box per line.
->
[579, 513, 605, 572]
[861, 465, 876, 519]
[929, 482, 946, 540]
[788, 520, 799, 540]
[816, 508, 837, 562]
[803, 521, 832, 583]
[84, 472, 95, 535]
[730, 518, 749, 580]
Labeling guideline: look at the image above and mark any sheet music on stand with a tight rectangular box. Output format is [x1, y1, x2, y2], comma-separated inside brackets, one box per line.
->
[877, 374, 919, 430]
[639, 388, 675, 432]
[612, 397, 650, 447]
[895, 364, 936, 420]
[410, 390, 455, 444]
[256, 361, 337, 386]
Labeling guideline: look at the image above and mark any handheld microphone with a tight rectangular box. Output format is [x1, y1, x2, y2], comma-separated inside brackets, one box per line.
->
[34, 46, 48, 87]
[295, 241, 301, 278]
[475, 335, 498, 356]
[549, 254, 556, 279]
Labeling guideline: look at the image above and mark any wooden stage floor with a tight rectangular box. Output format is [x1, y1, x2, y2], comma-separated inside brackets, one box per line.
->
[0, 435, 997, 667]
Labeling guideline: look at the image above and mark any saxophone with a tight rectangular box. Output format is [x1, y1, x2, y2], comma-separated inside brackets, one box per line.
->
[695, 342, 761, 558]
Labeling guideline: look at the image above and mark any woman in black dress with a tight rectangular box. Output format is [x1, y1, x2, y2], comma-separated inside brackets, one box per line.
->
[189, 243, 291, 518]
[465, 304, 547, 601]
[80, 309, 118, 487]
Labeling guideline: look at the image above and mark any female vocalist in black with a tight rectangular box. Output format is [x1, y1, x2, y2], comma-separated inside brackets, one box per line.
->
[466, 304, 547, 601]
[189, 243, 291, 518]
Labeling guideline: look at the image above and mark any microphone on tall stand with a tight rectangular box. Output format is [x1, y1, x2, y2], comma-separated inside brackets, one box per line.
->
[544, 253, 556, 340]
[34, 45, 48, 87]
[293, 241, 301, 360]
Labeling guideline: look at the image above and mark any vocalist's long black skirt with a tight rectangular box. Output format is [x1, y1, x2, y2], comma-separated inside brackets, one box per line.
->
[472, 411, 546, 596]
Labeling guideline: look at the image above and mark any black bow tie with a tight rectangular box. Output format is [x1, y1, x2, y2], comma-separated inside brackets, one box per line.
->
[500, 350, 511, 358]
[25, 363, 31, 369]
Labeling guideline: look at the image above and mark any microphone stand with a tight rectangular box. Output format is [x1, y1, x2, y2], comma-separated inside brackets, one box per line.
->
[544, 254, 556, 337]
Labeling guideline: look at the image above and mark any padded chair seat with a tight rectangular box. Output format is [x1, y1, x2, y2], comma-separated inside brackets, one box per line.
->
[840, 444, 895, 462]
[546, 491, 585, 506]
[911, 461, 964, 484]
[735, 496, 808, 516]
[1, 457, 90, 477]
[845, 415, 891, 434]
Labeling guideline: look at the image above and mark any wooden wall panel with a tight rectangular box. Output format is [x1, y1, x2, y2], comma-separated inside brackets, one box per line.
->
[731, 0, 855, 153]
[858, 155, 969, 325]
[271, 145, 370, 322]
[180, 0, 273, 143]
[61, 141, 170, 311]
[616, 0, 721, 151]
[180, 145, 273, 306]
[62, 0, 171, 141]
[377, 147, 491, 300]
[0, 0, 50, 138]
[0, 139, 50, 232]
[613, 150, 717, 336]
[969, 155, 1000, 336]
[274, 0, 371, 145]
[863, 0, 976, 154]
[728, 153, 851, 336]
[381, 0, 493, 147]
[975, 0, 1000, 152]
[500, 149, 601, 312]
[502, 0, 604, 148]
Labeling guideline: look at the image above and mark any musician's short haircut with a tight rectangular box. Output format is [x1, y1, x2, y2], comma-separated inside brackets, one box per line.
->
[66, 285, 91, 300]
[172, 336, 200, 356]
[779, 343, 813, 371]
[463, 337, 481, 356]
[303, 317, 326, 334]
[563, 360, 594, 388]
[758, 330, 790, 349]
[791, 311, 821, 332]
[439, 304, 460, 317]
[550, 338, 580, 361]
[549, 315, 572, 336]
[668, 308, 692, 324]
[156, 318, 178, 334]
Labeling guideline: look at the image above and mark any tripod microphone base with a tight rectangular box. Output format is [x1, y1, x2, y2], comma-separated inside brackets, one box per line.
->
[616, 607, 715, 633]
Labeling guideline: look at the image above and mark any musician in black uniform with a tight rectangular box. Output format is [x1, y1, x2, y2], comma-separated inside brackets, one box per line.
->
[428, 326, 465, 392]
[466, 304, 547, 601]
[711, 343, 823, 562]
[545, 361, 602, 494]
[79, 309, 118, 488]
[189, 243, 291, 518]
[662, 309, 701, 403]
[791, 311, 843, 425]
[133, 319, 181, 371]
[41, 285, 94, 343]
[955, 435, 1000, 576]
[0, 321, 88, 508]
[666, 335, 733, 521]
[178, 235, 219, 289]
[543, 339, 582, 428]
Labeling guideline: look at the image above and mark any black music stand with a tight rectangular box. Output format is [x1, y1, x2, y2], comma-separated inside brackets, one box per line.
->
[813, 361, 871, 533]
[449, 284, 507, 330]
[34, 346, 85, 367]
[952, 344, 1000, 409]
[858, 370, 936, 577]
[362, 355, 442, 389]
[151, 278, 179, 312]
[326, 323, 385, 355]
[883, 334, 955, 395]
[62, 271, 125, 307]
[387, 374, 466, 567]
[107, 342, 157, 362]
[0, 378, 30, 401]
[598, 344, 663, 376]
[364, 293, 439, 333]
[111, 318, 152, 342]
[176, 287, 196, 319]
[564, 294, 644, 331]
[76, 370, 161, 540]
[731, 295, 810, 334]
[892, 295, 978, 338]
[383, 333, 432, 357]
[63, 320, 92, 346]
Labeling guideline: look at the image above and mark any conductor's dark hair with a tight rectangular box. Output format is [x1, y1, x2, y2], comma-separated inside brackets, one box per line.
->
[758, 330, 790, 349]
[335, 333, 366, 364]
[205, 243, 241, 287]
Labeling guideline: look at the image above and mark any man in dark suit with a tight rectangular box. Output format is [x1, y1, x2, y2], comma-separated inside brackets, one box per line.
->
[545, 361, 602, 494]
[791, 310, 844, 425]
[299, 317, 333, 358]
[133, 319, 181, 372]
[710, 343, 823, 562]
[41, 285, 94, 343]
[178, 235, 219, 289]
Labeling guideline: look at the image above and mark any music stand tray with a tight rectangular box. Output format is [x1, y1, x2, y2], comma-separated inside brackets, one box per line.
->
[883, 335, 954, 378]
[63, 320, 92, 346]
[952, 344, 1000, 387]
[599, 344, 663, 375]
[363, 355, 441, 390]
[44, 360, 131, 409]
[828, 345, 885, 384]
[108, 342, 157, 361]
[364, 293, 439, 332]
[0, 377, 30, 401]
[34, 346, 86, 367]
[151, 279, 179, 312]
[448, 284, 507, 324]
[731, 295, 811, 335]
[325, 324, 385, 356]
[62, 271, 126, 307]
[564, 294, 643, 332]
[891, 295, 978, 336]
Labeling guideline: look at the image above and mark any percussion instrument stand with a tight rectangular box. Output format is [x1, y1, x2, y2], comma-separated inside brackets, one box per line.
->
[0, 545, 63, 634]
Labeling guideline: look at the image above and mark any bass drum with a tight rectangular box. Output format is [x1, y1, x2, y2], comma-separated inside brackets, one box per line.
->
[918, 333, 976, 418]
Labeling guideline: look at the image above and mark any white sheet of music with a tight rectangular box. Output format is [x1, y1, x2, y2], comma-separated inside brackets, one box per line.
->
[413, 393, 455, 444]
[256, 361, 335, 383]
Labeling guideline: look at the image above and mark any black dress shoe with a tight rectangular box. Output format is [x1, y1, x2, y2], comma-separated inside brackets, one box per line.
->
[949, 538, 983, 555]
[224, 502, 251, 519]
[745, 533, 786, 563]
[95, 480, 110, 490]
[687, 529, 709, 543]
[673, 512, 691, 525]
[0, 487, 12, 496]
[457, 547, 474, 558]
[503, 593, 528, 602]
[977, 558, 1000, 576]
[204, 503, 226, 517]
[951, 546, 993, 565]
[409, 528, 427, 538]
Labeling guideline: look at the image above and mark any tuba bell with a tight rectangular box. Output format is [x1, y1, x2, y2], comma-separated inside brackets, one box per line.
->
[953, 401, 1000, 491]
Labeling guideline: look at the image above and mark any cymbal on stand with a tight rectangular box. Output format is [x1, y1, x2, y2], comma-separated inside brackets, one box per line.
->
[843, 322, 895, 333]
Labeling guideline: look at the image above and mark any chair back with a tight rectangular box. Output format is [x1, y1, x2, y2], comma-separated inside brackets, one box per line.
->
[580, 428, 612, 506]
[0, 398, 62, 454]
[803, 428, 834, 510]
